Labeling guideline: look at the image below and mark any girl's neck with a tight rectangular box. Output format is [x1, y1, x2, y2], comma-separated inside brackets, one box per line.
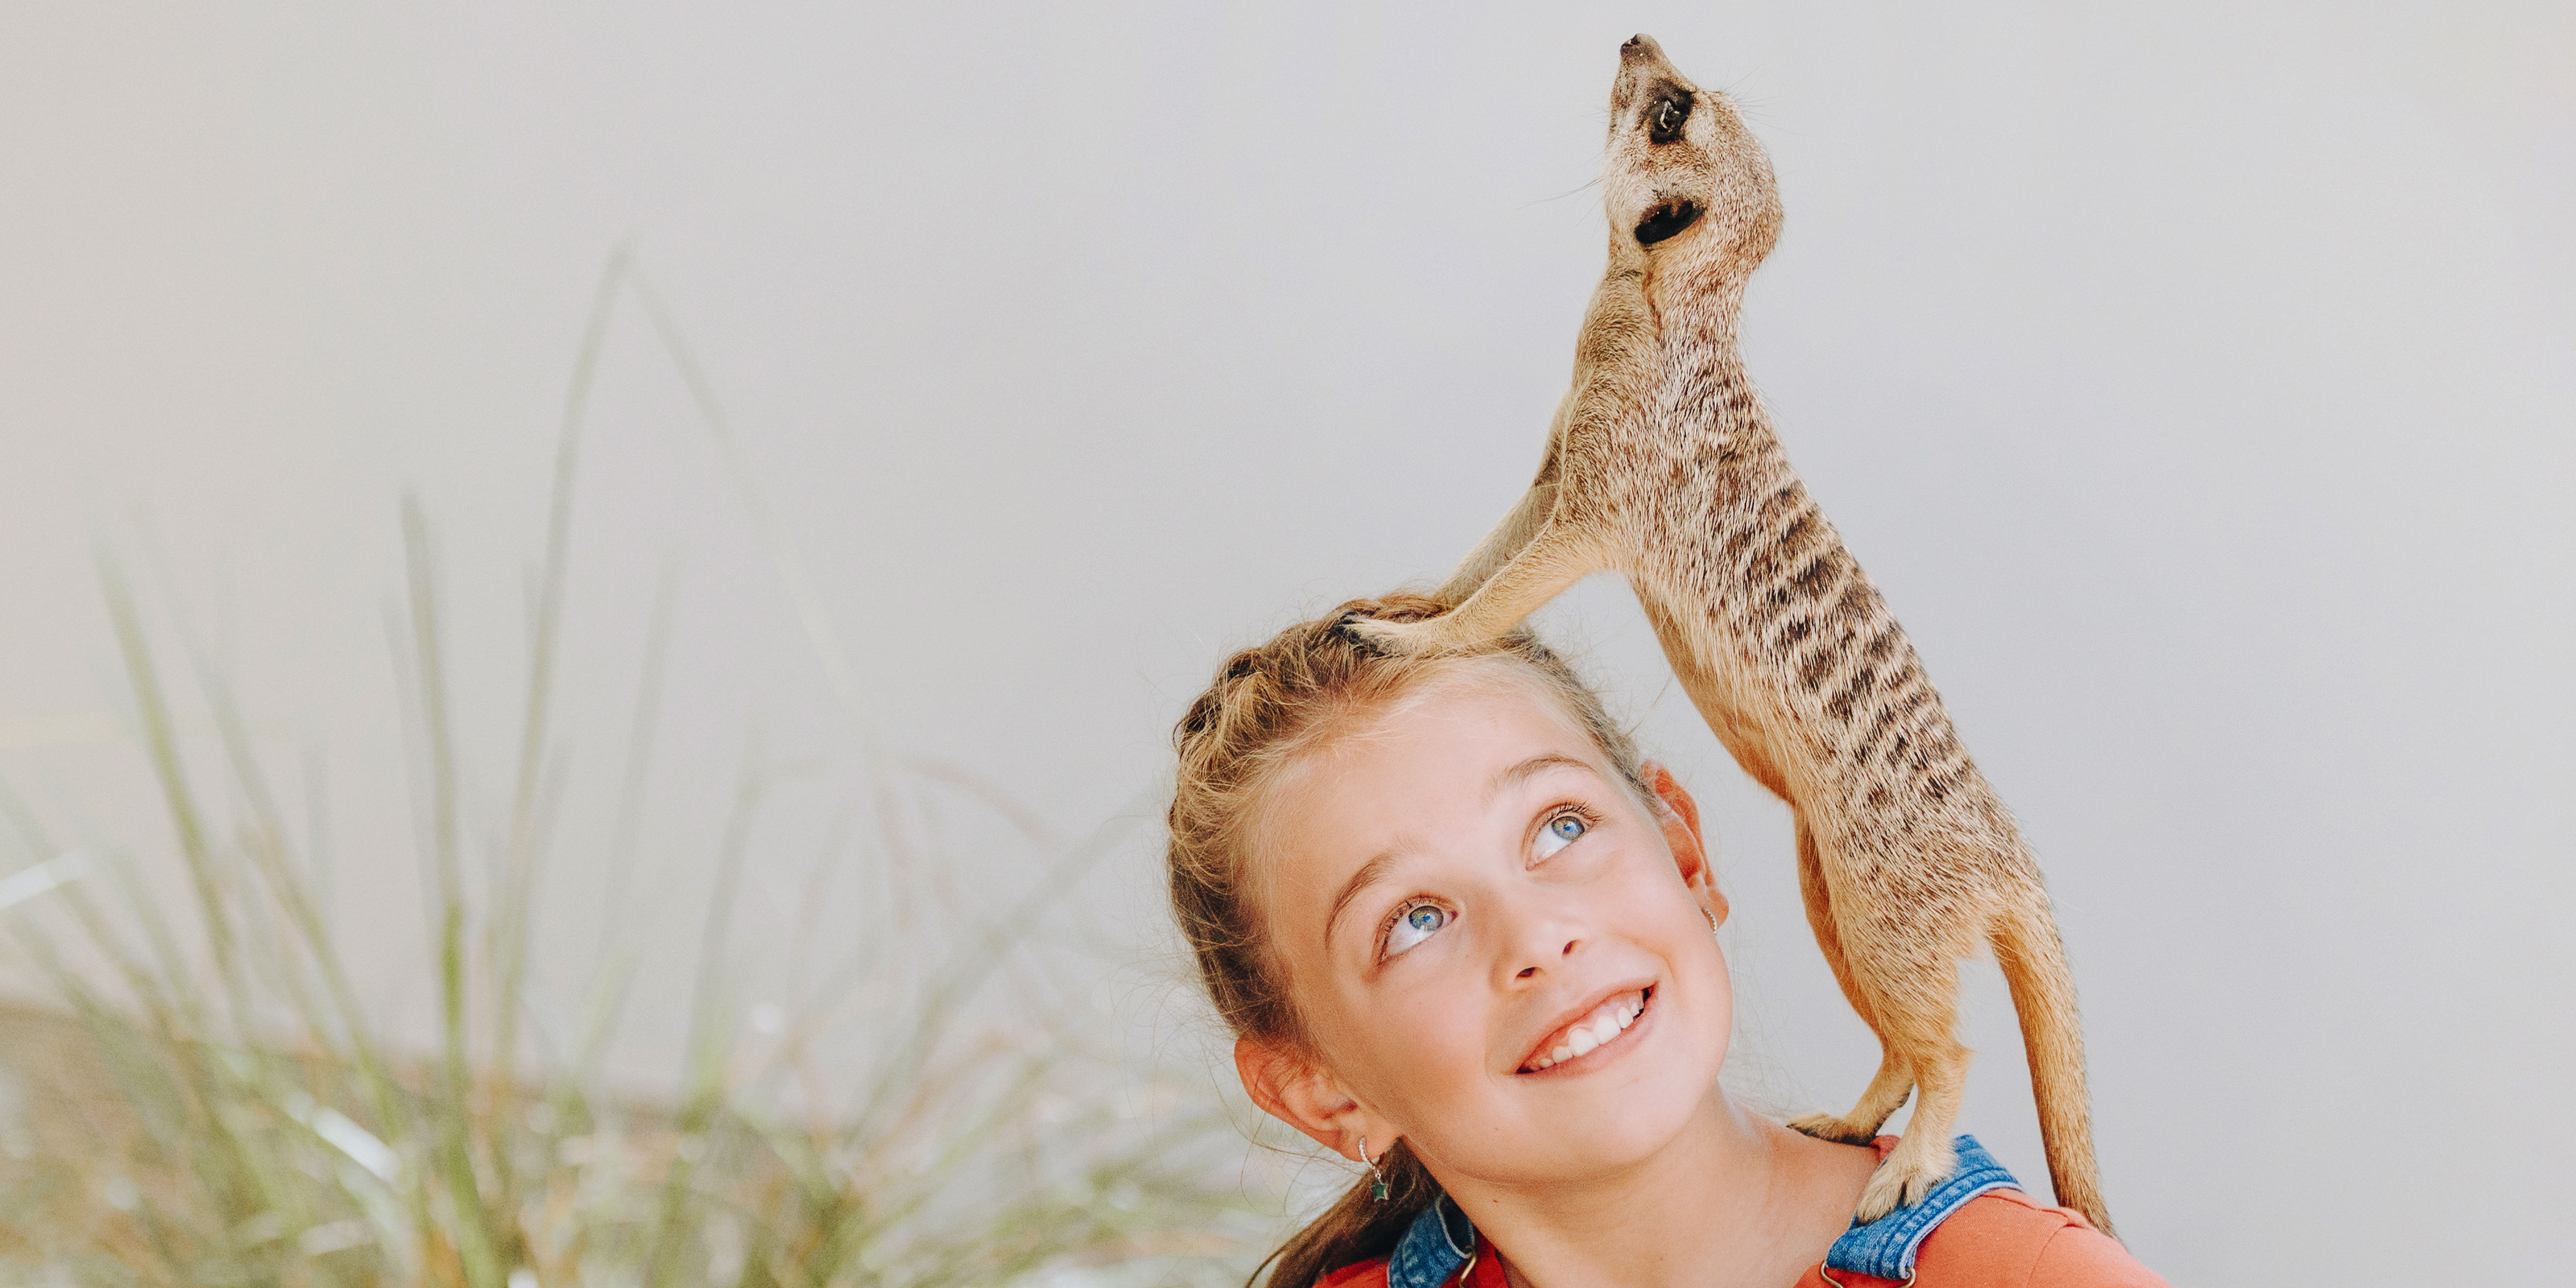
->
[1439, 1094, 1879, 1288]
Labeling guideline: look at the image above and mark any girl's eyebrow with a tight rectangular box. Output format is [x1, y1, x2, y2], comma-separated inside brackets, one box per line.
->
[1485, 752, 1596, 800]
[1324, 849, 1399, 952]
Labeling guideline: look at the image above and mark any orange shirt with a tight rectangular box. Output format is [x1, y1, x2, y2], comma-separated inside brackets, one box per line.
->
[1315, 1138, 2167, 1288]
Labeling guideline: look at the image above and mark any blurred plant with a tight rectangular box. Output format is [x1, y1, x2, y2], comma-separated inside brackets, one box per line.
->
[0, 254, 1293, 1286]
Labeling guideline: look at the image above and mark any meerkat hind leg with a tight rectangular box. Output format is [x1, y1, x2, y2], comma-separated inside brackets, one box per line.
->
[1843, 949, 1973, 1223]
[1787, 1057, 1916, 1147]
[1858, 1033, 1971, 1221]
[1784, 822, 1918, 1145]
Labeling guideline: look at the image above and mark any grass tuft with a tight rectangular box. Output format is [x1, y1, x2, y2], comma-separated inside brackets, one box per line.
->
[0, 254, 1300, 1286]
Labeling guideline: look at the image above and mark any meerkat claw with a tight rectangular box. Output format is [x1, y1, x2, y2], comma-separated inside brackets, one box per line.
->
[1854, 1156, 1948, 1224]
[1784, 1111, 1878, 1145]
[1850, 1133, 1958, 1224]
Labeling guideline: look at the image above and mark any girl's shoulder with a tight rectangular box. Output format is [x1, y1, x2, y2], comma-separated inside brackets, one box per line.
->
[1799, 1135, 2169, 1287]
[1798, 1185, 2167, 1287]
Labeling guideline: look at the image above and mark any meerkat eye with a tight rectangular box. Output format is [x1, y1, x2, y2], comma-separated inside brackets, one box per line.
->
[1649, 91, 1692, 145]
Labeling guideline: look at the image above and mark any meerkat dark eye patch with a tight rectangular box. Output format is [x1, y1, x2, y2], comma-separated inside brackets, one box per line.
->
[1635, 199, 1703, 246]
[1649, 90, 1693, 145]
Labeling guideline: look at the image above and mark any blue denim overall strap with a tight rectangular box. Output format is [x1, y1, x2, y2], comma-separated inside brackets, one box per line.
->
[1387, 1194, 1477, 1288]
[1823, 1135, 2023, 1282]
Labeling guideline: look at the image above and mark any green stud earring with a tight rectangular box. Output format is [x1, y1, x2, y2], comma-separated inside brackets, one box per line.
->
[1362, 1136, 1390, 1201]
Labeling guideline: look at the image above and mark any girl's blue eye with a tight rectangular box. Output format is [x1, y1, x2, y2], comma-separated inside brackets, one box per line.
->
[1533, 811, 1589, 859]
[1385, 901, 1450, 956]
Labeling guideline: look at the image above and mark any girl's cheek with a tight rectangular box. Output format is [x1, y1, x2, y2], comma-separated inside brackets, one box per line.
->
[1389, 955, 1481, 1051]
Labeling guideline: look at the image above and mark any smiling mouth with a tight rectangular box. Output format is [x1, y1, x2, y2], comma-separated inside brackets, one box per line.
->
[1520, 985, 1652, 1073]
[1634, 200, 1702, 246]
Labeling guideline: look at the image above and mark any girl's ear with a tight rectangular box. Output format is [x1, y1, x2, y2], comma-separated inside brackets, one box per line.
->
[1642, 760, 1729, 929]
[1235, 1035, 1379, 1161]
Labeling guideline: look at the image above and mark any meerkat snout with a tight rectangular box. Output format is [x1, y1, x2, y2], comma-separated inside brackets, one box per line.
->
[1606, 36, 1781, 268]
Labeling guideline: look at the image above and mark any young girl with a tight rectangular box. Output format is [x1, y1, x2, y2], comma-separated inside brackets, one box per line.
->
[1167, 595, 2165, 1287]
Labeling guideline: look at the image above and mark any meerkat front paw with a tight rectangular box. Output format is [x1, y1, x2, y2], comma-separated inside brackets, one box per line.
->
[1338, 612, 1437, 656]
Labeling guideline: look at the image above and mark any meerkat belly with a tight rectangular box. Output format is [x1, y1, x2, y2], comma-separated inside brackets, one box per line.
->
[1622, 481, 1975, 830]
[1626, 547, 1814, 805]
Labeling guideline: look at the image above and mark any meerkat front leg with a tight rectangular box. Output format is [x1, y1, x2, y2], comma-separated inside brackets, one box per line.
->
[1349, 518, 1611, 655]
[1435, 481, 1558, 606]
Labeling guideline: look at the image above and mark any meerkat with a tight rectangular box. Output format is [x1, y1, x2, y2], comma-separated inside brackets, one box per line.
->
[1349, 35, 2111, 1233]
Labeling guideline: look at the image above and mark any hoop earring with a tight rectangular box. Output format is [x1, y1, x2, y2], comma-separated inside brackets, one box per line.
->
[1360, 1136, 1391, 1201]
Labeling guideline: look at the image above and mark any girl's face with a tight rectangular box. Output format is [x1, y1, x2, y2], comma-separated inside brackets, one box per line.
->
[1241, 669, 1733, 1190]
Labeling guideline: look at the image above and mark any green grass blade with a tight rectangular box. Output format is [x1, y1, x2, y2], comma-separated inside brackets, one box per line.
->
[400, 498, 506, 1288]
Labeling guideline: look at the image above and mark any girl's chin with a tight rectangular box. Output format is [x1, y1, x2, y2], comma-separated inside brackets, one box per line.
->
[1506, 1063, 1727, 1161]
[1446, 1106, 1709, 1188]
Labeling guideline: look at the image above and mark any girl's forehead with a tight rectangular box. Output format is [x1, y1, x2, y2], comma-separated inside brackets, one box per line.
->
[1274, 667, 1599, 806]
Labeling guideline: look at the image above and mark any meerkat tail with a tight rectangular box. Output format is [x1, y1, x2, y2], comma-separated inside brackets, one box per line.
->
[1993, 897, 2114, 1238]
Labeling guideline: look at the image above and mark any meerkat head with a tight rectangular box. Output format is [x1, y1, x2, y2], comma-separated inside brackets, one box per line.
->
[1603, 35, 1781, 279]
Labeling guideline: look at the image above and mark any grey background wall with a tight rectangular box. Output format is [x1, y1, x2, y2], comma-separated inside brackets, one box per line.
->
[2, 3, 2568, 1284]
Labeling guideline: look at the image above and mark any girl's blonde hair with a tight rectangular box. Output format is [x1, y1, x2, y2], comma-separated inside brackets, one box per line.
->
[1167, 592, 1648, 1287]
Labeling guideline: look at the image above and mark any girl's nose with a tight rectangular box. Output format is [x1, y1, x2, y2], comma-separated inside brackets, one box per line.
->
[1516, 939, 1578, 979]
[1493, 882, 1589, 985]
[1509, 933, 1583, 983]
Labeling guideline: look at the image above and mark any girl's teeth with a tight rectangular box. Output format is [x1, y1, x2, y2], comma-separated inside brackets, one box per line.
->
[1528, 991, 1650, 1071]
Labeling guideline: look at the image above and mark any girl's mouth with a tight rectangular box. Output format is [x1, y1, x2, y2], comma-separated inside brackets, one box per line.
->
[1519, 985, 1652, 1073]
